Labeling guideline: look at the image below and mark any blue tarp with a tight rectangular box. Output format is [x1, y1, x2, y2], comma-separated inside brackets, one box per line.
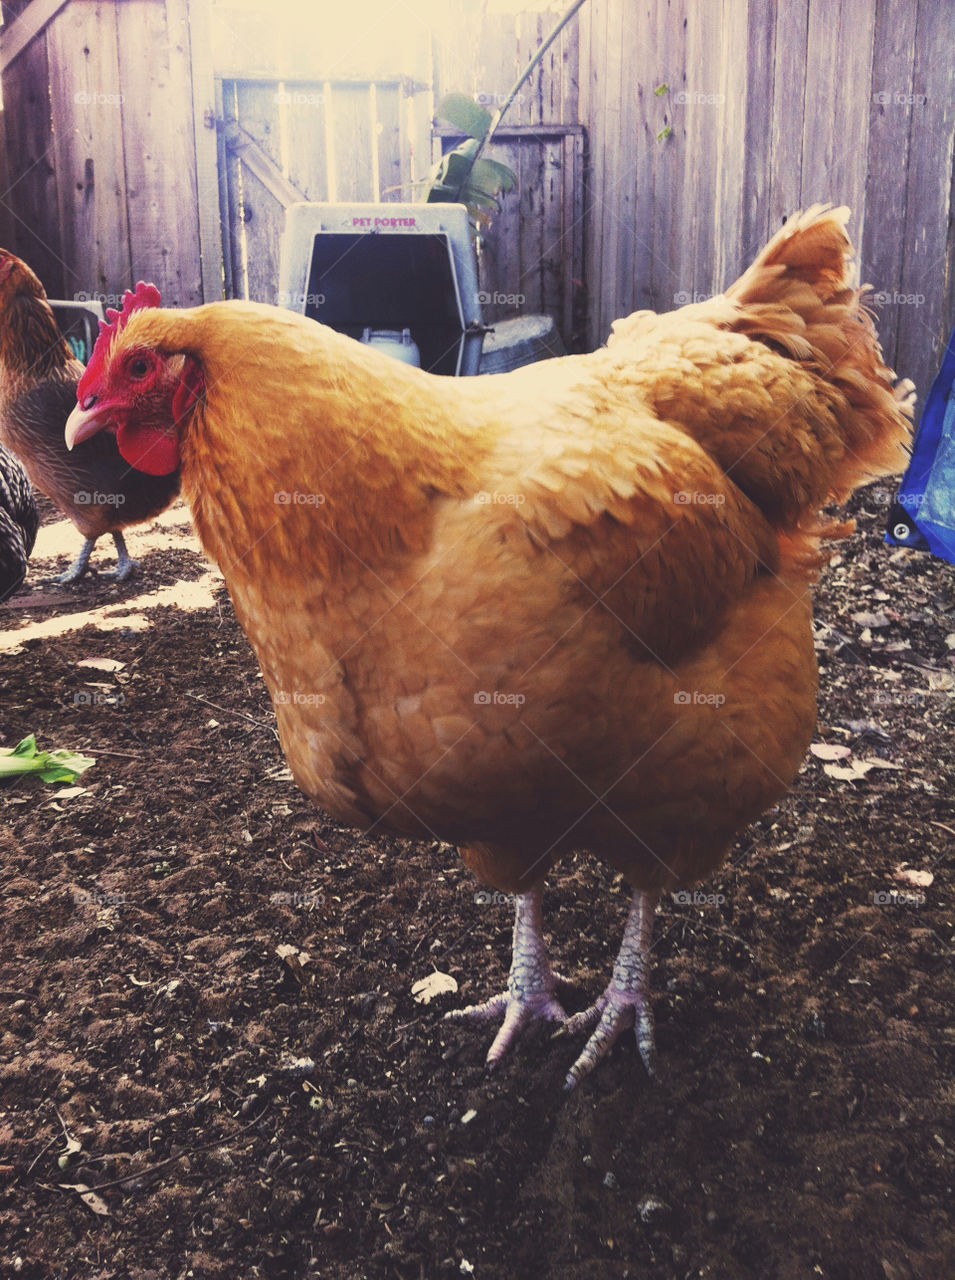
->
[885, 325, 955, 563]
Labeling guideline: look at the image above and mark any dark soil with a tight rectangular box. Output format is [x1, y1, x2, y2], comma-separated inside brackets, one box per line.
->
[1, 488, 952, 1280]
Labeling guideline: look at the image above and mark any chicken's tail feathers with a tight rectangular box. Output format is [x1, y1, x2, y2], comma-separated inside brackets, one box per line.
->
[726, 203, 853, 302]
[725, 204, 913, 499]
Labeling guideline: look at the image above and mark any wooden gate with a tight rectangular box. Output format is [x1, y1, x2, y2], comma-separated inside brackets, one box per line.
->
[435, 123, 586, 350]
[217, 74, 432, 304]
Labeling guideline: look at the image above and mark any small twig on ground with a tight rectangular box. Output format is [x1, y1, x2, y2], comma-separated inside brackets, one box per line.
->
[185, 692, 276, 735]
[40, 1105, 271, 1195]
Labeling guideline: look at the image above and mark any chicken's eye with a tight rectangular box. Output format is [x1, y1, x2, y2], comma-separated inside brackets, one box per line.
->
[129, 357, 150, 378]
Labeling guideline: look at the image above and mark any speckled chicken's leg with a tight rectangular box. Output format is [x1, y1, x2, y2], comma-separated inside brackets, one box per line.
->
[563, 889, 658, 1090]
[56, 536, 96, 583]
[103, 531, 138, 580]
[444, 886, 568, 1066]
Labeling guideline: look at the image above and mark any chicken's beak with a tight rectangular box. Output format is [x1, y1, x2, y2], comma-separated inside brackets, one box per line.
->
[65, 402, 111, 450]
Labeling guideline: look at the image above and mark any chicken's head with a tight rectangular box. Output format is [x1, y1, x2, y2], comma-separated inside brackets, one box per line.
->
[65, 282, 203, 476]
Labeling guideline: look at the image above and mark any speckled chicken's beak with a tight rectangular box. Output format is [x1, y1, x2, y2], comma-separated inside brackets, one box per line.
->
[65, 402, 110, 450]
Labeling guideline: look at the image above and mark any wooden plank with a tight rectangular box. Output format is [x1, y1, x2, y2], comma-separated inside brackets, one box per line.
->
[476, 136, 521, 325]
[740, 0, 776, 261]
[115, 0, 204, 307]
[0, 0, 69, 74]
[323, 81, 338, 202]
[768, 0, 809, 225]
[330, 83, 375, 202]
[284, 81, 330, 202]
[215, 77, 236, 300]
[234, 80, 289, 303]
[0, 97, 12, 247]
[185, 0, 224, 302]
[560, 0, 581, 126]
[861, 0, 919, 376]
[433, 125, 585, 140]
[220, 79, 247, 298]
[652, 0, 688, 314]
[712, 0, 749, 286]
[894, 0, 955, 402]
[375, 83, 404, 201]
[620, 2, 658, 325]
[584, 0, 613, 342]
[565, 128, 587, 349]
[800, 0, 875, 222]
[229, 128, 305, 208]
[677, 0, 721, 301]
[46, 1, 130, 301]
[368, 83, 381, 200]
[538, 136, 568, 328]
[0, 33, 63, 292]
[517, 131, 546, 314]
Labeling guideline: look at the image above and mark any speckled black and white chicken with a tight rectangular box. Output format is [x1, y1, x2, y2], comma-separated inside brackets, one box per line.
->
[0, 441, 38, 602]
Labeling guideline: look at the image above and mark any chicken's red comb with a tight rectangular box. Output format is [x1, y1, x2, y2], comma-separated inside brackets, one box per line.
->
[78, 281, 162, 395]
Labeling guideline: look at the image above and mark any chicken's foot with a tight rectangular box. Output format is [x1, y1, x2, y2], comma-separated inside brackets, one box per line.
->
[103, 531, 138, 580]
[56, 537, 96, 583]
[563, 889, 657, 1089]
[444, 886, 568, 1067]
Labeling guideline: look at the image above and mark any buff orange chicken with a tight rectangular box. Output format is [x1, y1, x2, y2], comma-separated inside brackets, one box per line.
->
[65, 207, 912, 1087]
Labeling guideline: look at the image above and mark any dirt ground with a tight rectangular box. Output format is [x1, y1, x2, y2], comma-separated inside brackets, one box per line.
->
[0, 487, 952, 1280]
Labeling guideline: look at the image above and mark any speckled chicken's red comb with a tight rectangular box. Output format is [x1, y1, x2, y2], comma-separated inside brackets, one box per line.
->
[78, 281, 161, 399]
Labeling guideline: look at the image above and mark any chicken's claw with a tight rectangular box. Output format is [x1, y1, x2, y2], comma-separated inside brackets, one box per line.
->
[101, 531, 138, 580]
[563, 889, 658, 1090]
[444, 886, 568, 1067]
[563, 984, 656, 1089]
[446, 985, 569, 1067]
[55, 537, 95, 584]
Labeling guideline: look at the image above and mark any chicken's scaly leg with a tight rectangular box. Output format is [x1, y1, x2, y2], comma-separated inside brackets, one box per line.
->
[444, 886, 568, 1066]
[103, 531, 138, 580]
[56, 536, 96, 584]
[563, 889, 658, 1090]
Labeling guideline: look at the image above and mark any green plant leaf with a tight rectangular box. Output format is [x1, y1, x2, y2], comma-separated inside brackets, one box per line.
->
[471, 157, 517, 194]
[0, 735, 95, 784]
[438, 93, 494, 140]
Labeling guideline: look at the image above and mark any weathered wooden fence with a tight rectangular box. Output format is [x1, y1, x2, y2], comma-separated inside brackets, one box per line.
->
[432, 1, 587, 345]
[1, 0, 952, 395]
[0, 0, 220, 307]
[578, 0, 955, 399]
